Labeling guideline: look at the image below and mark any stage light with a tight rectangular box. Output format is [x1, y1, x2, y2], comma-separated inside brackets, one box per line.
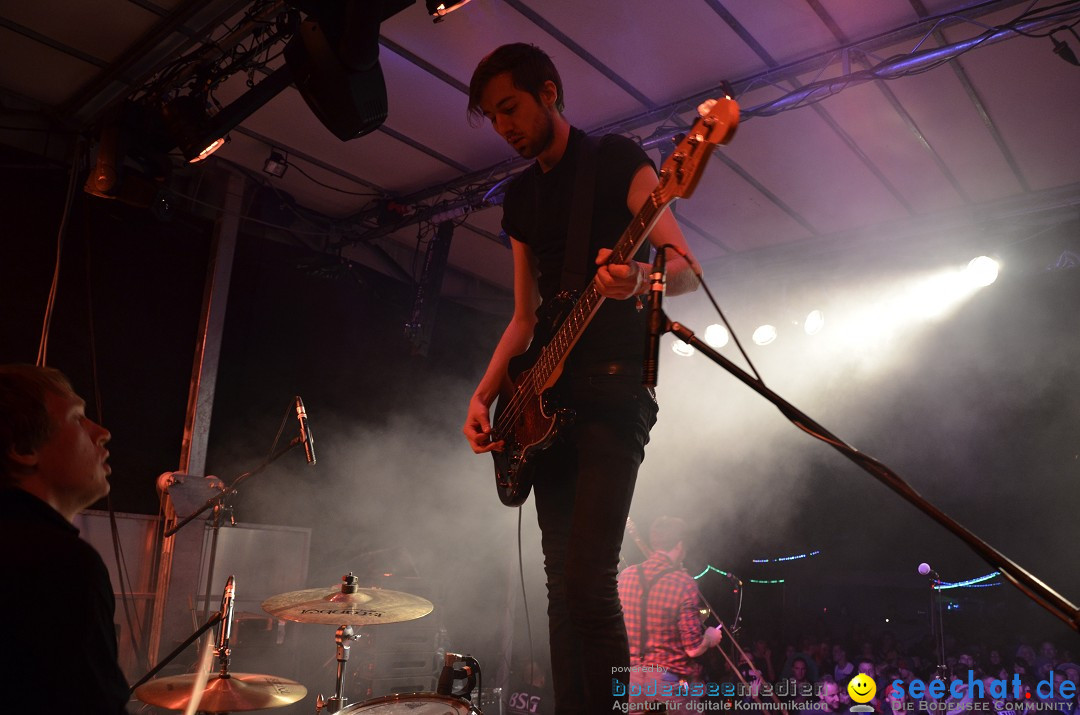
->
[672, 339, 695, 357]
[263, 149, 289, 177]
[704, 323, 729, 348]
[752, 324, 777, 346]
[804, 310, 825, 335]
[426, 0, 473, 22]
[84, 123, 120, 198]
[161, 95, 226, 163]
[964, 256, 999, 287]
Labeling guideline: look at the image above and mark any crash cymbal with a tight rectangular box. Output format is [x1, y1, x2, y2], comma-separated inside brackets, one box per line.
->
[261, 573, 434, 626]
[134, 672, 307, 711]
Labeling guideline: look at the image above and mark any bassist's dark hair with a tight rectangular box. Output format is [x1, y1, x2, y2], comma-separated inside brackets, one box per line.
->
[467, 43, 564, 125]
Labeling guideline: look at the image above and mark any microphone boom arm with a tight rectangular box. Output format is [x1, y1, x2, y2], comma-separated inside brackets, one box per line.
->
[657, 316, 1079, 633]
[162, 437, 304, 538]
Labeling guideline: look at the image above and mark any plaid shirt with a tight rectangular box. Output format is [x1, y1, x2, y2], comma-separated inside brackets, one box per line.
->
[618, 551, 706, 679]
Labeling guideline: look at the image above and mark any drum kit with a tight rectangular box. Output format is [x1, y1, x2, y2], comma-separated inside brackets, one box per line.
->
[134, 572, 481, 714]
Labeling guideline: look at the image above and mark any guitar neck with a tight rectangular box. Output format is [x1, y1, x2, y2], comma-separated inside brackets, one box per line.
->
[530, 192, 668, 389]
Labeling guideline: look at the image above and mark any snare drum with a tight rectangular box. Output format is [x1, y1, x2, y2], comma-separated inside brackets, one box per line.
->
[340, 692, 481, 714]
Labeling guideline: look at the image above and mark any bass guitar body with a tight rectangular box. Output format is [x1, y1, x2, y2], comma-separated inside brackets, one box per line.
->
[491, 298, 576, 507]
[490, 371, 574, 507]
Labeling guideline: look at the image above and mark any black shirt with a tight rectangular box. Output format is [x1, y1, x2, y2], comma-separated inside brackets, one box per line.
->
[501, 127, 655, 374]
[0, 488, 130, 713]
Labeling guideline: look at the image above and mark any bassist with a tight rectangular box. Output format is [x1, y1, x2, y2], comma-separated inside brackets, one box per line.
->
[462, 43, 701, 715]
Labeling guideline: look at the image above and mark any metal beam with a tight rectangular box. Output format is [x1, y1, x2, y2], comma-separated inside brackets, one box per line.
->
[66, 0, 259, 124]
[379, 35, 470, 95]
[378, 125, 473, 174]
[867, 66, 971, 203]
[702, 0, 778, 67]
[702, 179, 1080, 280]
[501, 0, 655, 109]
[909, 0, 1043, 192]
[147, 169, 244, 663]
[0, 16, 109, 69]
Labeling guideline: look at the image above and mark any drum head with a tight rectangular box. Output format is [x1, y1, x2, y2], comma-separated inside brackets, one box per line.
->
[340, 692, 478, 714]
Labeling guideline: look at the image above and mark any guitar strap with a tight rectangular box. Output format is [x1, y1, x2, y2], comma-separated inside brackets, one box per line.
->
[558, 134, 600, 293]
[636, 563, 677, 661]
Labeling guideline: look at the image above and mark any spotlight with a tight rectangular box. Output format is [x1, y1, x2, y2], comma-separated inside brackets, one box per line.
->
[84, 123, 120, 198]
[263, 149, 289, 178]
[752, 325, 777, 346]
[161, 94, 226, 163]
[804, 310, 825, 336]
[426, 0, 473, 22]
[964, 256, 999, 287]
[703, 323, 729, 348]
[672, 340, 695, 357]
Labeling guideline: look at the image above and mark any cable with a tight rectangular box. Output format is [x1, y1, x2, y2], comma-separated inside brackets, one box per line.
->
[36, 135, 84, 366]
[266, 397, 293, 461]
[659, 243, 766, 385]
[81, 204, 149, 671]
[731, 582, 745, 636]
[288, 161, 383, 197]
[516, 506, 535, 687]
[166, 186, 335, 236]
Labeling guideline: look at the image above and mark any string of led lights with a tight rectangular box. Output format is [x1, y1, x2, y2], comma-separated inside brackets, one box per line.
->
[752, 550, 822, 564]
[934, 571, 1001, 590]
[694, 565, 737, 580]
[692, 565, 787, 585]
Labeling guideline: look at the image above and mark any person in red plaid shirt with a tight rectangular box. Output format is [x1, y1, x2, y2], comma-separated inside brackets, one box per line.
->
[618, 516, 723, 712]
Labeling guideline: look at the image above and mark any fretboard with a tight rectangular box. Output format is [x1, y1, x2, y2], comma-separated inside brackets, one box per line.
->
[526, 190, 668, 394]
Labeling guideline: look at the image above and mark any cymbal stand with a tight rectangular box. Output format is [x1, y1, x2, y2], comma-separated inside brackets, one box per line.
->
[316, 625, 361, 714]
[315, 573, 364, 714]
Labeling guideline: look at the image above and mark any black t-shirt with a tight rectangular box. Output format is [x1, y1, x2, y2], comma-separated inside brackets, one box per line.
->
[0, 488, 130, 713]
[501, 127, 654, 374]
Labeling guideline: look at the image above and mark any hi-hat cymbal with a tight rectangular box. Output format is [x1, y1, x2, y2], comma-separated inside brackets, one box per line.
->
[134, 672, 307, 711]
[261, 574, 434, 626]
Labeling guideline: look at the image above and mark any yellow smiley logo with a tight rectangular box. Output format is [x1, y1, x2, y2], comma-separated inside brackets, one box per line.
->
[848, 673, 877, 704]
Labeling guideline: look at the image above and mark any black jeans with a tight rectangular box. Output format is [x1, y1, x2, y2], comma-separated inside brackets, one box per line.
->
[532, 374, 658, 715]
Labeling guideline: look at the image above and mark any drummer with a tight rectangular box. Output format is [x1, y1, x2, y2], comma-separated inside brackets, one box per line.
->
[0, 365, 130, 714]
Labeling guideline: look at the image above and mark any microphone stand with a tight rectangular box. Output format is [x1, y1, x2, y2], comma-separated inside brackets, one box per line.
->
[930, 576, 947, 678]
[645, 311, 1080, 633]
[163, 437, 306, 619]
[129, 575, 236, 693]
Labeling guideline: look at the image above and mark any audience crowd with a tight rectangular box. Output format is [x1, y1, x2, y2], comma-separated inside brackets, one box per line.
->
[721, 629, 1078, 715]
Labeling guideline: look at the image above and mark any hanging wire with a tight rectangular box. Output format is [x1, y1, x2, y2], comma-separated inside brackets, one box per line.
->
[81, 199, 150, 670]
[36, 135, 85, 367]
[516, 506, 536, 687]
[287, 161, 383, 197]
[659, 243, 765, 386]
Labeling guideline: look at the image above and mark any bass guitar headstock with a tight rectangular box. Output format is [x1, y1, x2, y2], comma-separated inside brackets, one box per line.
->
[653, 96, 740, 206]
